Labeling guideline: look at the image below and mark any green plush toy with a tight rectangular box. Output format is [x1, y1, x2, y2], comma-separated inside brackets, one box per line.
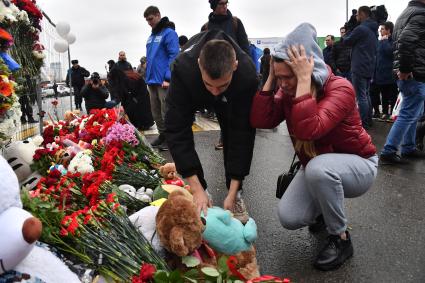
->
[201, 207, 257, 255]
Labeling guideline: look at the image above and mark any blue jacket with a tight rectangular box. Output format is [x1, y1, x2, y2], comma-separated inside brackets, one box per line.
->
[343, 18, 378, 78]
[375, 37, 395, 85]
[146, 17, 179, 85]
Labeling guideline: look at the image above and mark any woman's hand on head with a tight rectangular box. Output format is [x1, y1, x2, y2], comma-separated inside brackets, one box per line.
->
[285, 45, 314, 82]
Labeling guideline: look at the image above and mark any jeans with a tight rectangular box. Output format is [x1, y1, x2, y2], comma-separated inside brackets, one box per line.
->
[382, 79, 425, 155]
[352, 73, 372, 128]
[278, 154, 378, 235]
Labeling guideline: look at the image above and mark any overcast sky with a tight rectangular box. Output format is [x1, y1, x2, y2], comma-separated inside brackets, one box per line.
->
[39, 0, 407, 75]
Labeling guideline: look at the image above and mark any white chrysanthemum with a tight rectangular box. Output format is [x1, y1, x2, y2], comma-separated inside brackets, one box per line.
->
[68, 151, 94, 174]
[32, 135, 44, 147]
[16, 10, 29, 24]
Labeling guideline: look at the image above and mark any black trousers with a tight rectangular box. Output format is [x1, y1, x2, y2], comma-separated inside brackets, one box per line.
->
[369, 83, 399, 115]
[74, 86, 83, 109]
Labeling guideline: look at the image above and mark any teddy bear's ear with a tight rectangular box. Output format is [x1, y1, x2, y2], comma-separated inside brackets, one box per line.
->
[169, 226, 189, 257]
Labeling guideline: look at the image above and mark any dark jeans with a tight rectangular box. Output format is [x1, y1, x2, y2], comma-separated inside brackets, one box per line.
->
[74, 86, 82, 109]
[352, 73, 372, 128]
[19, 95, 34, 121]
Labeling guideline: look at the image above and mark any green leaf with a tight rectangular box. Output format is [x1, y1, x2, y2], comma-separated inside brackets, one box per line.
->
[184, 269, 199, 279]
[217, 255, 229, 273]
[70, 188, 83, 195]
[38, 203, 52, 209]
[169, 270, 184, 283]
[154, 271, 169, 283]
[201, 267, 220, 277]
[234, 281, 245, 283]
[182, 256, 201, 267]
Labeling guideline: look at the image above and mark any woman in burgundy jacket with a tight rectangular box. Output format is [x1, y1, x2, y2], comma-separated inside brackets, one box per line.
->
[250, 23, 378, 271]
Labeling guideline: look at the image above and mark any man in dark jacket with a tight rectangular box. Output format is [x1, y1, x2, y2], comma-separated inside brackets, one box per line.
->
[322, 35, 335, 72]
[66, 60, 90, 110]
[343, 6, 378, 129]
[81, 72, 109, 114]
[370, 21, 398, 120]
[165, 30, 257, 222]
[202, 0, 250, 55]
[332, 27, 352, 80]
[116, 51, 133, 71]
[380, 0, 425, 164]
[144, 6, 179, 151]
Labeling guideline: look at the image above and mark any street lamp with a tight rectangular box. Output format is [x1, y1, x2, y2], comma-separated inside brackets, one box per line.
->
[53, 21, 76, 110]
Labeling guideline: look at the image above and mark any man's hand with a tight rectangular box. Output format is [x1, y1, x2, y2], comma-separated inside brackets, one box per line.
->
[223, 179, 240, 211]
[161, 81, 170, 89]
[397, 71, 412, 81]
[186, 175, 211, 215]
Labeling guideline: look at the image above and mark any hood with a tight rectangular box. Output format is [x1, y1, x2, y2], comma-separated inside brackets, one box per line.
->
[208, 9, 233, 24]
[272, 22, 329, 88]
[362, 18, 379, 34]
[152, 17, 175, 34]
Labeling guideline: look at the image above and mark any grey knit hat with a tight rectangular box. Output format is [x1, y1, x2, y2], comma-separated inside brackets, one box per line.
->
[272, 23, 329, 88]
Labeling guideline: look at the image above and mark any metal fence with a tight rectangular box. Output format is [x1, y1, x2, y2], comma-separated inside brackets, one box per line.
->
[11, 11, 71, 141]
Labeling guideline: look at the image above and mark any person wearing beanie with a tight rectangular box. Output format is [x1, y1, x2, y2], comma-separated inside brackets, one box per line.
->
[65, 59, 90, 110]
[250, 23, 378, 271]
[202, 0, 250, 56]
[81, 71, 109, 114]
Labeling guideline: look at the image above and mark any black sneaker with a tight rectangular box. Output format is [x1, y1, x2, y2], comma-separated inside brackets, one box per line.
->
[308, 215, 327, 234]
[401, 149, 425, 159]
[151, 134, 165, 147]
[379, 153, 409, 165]
[314, 231, 353, 271]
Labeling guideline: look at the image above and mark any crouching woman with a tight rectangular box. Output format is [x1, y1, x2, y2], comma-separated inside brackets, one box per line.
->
[250, 23, 378, 271]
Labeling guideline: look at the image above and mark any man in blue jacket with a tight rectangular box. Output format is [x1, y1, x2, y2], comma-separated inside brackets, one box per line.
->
[343, 6, 378, 129]
[144, 6, 179, 151]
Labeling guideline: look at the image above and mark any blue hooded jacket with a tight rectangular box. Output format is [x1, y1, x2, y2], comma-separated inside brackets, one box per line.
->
[146, 17, 179, 85]
[343, 18, 378, 78]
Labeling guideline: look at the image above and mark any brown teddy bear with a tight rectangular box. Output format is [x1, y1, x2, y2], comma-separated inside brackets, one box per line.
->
[155, 190, 260, 280]
[156, 190, 204, 257]
[158, 163, 185, 187]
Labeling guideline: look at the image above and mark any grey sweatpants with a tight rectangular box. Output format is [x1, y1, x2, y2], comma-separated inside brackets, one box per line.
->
[147, 85, 168, 135]
[278, 153, 378, 235]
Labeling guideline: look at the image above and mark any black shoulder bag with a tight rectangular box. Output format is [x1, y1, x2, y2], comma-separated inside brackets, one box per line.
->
[276, 153, 301, 199]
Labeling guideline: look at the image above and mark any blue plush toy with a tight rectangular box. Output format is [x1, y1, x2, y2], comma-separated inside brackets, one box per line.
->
[201, 207, 257, 255]
[0, 52, 20, 72]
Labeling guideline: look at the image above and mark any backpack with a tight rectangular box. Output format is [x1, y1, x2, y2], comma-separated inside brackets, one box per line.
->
[202, 16, 239, 35]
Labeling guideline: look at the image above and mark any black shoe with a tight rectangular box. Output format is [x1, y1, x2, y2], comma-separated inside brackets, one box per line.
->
[20, 118, 27, 124]
[158, 143, 168, 151]
[401, 148, 425, 159]
[379, 153, 409, 165]
[308, 215, 327, 233]
[28, 118, 38, 123]
[314, 231, 353, 271]
[151, 134, 165, 147]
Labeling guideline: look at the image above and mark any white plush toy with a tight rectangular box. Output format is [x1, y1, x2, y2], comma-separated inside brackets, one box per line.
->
[2, 136, 43, 190]
[0, 154, 81, 282]
[129, 206, 165, 256]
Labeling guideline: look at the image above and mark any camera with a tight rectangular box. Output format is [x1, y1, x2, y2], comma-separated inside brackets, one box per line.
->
[92, 78, 99, 85]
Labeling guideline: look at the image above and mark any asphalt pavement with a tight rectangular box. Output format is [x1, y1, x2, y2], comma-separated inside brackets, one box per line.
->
[150, 120, 425, 283]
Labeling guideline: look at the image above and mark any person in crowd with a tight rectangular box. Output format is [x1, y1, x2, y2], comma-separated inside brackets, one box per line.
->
[260, 48, 271, 87]
[165, 30, 257, 222]
[20, 74, 37, 123]
[201, 0, 250, 54]
[332, 27, 352, 80]
[81, 72, 108, 114]
[136, 56, 147, 79]
[105, 59, 120, 107]
[370, 21, 398, 120]
[52, 81, 58, 99]
[108, 68, 154, 130]
[202, 0, 251, 150]
[107, 59, 115, 72]
[250, 23, 378, 271]
[322, 35, 335, 72]
[116, 51, 133, 71]
[66, 59, 90, 110]
[343, 6, 378, 129]
[380, 0, 425, 165]
[178, 35, 189, 50]
[144, 5, 179, 151]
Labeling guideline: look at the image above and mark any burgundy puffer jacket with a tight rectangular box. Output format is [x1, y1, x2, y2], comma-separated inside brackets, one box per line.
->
[250, 71, 376, 166]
